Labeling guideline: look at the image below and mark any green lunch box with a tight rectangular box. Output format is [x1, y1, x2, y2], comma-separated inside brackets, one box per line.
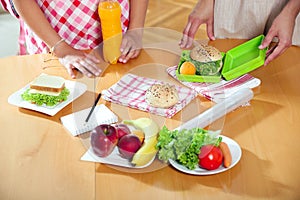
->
[176, 35, 267, 83]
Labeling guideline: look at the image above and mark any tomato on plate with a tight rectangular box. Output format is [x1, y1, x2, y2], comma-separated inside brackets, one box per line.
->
[198, 145, 223, 170]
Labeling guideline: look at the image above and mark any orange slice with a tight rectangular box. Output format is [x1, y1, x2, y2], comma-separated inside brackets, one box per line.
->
[180, 61, 196, 75]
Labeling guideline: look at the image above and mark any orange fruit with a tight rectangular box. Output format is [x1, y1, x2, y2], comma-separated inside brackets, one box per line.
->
[132, 129, 145, 143]
[179, 61, 196, 75]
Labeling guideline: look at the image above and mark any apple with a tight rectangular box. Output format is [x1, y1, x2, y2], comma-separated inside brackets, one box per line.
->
[90, 124, 118, 157]
[117, 134, 142, 159]
[114, 123, 131, 139]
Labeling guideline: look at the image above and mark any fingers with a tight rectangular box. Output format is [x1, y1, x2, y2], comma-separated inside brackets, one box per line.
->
[119, 48, 140, 63]
[259, 35, 273, 50]
[59, 54, 102, 78]
[65, 63, 76, 79]
[179, 22, 196, 49]
[206, 20, 215, 41]
[119, 33, 142, 63]
[84, 53, 100, 63]
[264, 43, 288, 66]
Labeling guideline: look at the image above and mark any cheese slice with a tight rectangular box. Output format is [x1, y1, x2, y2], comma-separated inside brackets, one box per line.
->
[29, 89, 61, 96]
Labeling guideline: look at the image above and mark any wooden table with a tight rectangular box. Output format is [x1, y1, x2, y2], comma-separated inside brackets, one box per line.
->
[1, 36, 300, 200]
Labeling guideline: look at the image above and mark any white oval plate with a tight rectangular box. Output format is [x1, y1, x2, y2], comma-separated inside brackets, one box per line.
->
[8, 79, 87, 116]
[169, 135, 242, 175]
[81, 147, 156, 169]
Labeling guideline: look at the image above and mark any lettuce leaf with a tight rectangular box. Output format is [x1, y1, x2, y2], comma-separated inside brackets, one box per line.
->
[156, 126, 222, 170]
[21, 87, 70, 107]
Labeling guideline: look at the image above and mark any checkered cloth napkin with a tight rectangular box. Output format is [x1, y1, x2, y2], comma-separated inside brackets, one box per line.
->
[166, 66, 261, 103]
[102, 73, 198, 118]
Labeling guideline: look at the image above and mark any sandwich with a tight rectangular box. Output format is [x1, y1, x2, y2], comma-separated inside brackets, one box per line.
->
[145, 84, 179, 108]
[21, 74, 70, 107]
[178, 44, 223, 76]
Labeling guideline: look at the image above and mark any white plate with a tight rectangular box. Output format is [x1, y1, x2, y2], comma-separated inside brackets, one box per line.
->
[8, 80, 87, 116]
[81, 147, 156, 169]
[169, 135, 242, 175]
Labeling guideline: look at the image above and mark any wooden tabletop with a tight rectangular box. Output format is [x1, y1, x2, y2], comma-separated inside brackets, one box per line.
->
[1, 36, 300, 200]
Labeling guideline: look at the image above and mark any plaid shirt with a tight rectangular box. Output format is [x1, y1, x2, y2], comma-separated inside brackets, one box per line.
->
[22, 0, 129, 54]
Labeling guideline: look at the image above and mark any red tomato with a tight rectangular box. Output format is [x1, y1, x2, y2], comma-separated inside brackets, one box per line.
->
[198, 145, 223, 170]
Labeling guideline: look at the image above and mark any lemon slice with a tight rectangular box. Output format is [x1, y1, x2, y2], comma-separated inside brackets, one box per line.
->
[131, 136, 158, 167]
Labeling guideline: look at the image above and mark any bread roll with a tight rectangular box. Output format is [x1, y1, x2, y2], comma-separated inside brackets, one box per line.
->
[190, 44, 222, 62]
[145, 84, 179, 108]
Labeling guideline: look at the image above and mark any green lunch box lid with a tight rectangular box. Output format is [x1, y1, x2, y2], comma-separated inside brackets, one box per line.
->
[221, 34, 267, 80]
[176, 35, 267, 83]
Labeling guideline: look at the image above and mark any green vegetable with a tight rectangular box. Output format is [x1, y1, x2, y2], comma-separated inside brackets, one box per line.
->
[178, 50, 222, 76]
[156, 126, 222, 170]
[193, 60, 222, 76]
[21, 87, 70, 107]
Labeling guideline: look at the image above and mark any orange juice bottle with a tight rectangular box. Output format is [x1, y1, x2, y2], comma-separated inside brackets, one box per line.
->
[98, 0, 122, 64]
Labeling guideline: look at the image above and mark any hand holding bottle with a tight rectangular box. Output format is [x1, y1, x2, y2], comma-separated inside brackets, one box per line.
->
[119, 29, 143, 63]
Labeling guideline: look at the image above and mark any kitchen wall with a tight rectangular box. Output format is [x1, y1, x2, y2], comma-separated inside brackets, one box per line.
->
[0, 7, 19, 58]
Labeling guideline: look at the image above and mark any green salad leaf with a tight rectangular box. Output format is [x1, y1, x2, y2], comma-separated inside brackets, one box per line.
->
[156, 126, 222, 170]
[21, 87, 70, 107]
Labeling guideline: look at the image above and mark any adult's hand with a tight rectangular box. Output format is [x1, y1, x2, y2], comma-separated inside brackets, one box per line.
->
[259, 14, 294, 66]
[259, 0, 300, 66]
[179, 0, 215, 49]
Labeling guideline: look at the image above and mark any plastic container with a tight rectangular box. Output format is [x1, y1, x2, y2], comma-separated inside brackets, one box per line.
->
[176, 35, 267, 82]
[176, 53, 225, 83]
[221, 35, 267, 80]
[98, 0, 122, 64]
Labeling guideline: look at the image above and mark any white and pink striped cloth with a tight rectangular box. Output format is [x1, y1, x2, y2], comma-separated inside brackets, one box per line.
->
[101, 67, 260, 117]
[102, 73, 198, 118]
[166, 65, 261, 103]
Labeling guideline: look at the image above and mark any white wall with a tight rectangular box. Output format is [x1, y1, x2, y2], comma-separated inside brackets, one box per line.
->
[0, 9, 20, 58]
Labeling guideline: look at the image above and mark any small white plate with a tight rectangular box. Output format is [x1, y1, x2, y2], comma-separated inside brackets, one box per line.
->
[81, 147, 156, 169]
[8, 80, 87, 116]
[169, 135, 242, 175]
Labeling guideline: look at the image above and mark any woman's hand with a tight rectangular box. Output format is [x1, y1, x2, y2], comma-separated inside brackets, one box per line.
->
[259, 0, 300, 65]
[259, 13, 294, 66]
[179, 0, 215, 49]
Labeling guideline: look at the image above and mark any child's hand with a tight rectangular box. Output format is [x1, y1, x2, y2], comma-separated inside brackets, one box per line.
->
[59, 53, 101, 79]
[118, 30, 143, 63]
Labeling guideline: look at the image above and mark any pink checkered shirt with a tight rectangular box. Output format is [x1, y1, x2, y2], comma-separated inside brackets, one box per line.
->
[23, 0, 129, 54]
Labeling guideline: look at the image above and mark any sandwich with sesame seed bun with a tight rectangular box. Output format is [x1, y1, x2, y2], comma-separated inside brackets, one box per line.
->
[178, 44, 223, 76]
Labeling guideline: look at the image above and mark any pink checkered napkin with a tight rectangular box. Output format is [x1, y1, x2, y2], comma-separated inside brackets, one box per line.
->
[166, 66, 261, 102]
[102, 73, 198, 118]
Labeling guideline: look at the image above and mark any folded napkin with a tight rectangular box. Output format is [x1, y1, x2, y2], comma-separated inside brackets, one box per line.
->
[166, 66, 261, 103]
[102, 73, 198, 118]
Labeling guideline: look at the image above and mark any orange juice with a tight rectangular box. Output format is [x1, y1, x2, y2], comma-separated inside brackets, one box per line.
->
[98, 1, 122, 64]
